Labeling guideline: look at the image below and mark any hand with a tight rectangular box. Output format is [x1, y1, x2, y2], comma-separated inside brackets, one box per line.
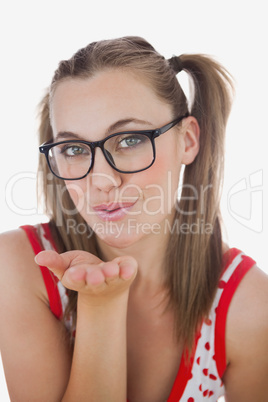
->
[35, 250, 137, 300]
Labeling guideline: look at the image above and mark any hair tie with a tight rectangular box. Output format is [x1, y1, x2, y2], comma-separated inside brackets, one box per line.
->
[168, 56, 183, 74]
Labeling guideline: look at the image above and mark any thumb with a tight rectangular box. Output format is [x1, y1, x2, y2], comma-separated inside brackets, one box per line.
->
[35, 250, 69, 280]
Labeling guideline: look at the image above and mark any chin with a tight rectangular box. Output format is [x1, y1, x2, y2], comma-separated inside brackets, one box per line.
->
[91, 220, 146, 249]
[95, 231, 140, 249]
[84, 214, 166, 250]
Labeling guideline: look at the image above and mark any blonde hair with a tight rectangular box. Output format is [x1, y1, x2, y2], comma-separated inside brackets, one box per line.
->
[37, 36, 234, 351]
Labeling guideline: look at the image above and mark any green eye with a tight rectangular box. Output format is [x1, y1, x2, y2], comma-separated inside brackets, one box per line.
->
[60, 144, 89, 157]
[66, 146, 84, 155]
[118, 135, 145, 149]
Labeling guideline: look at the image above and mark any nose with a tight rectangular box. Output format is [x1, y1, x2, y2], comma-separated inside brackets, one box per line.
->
[90, 147, 122, 191]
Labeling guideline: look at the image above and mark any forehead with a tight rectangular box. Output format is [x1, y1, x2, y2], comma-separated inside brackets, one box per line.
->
[50, 70, 172, 136]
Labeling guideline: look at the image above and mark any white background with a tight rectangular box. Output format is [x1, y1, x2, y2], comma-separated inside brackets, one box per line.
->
[1, 0, 267, 400]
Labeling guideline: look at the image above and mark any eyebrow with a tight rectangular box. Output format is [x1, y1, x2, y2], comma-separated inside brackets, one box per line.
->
[55, 118, 154, 141]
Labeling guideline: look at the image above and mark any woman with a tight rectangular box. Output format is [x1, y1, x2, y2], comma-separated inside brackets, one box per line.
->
[0, 36, 267, 401]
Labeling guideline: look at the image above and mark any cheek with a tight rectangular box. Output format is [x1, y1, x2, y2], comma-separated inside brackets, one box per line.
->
[64, 180, 88, 211]
[136, 153, 182, 214]
[150, 147, 181, 186]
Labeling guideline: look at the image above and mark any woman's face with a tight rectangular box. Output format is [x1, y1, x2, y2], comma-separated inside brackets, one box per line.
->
[50, 69, 198, 249]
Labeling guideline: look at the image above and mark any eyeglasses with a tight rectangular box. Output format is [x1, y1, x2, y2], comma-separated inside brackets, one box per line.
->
[39, 113, 189, 180]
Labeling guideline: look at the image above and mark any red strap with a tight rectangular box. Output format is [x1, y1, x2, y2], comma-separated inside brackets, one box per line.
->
[20, 224, 63, 319]
[214, 252, 256, 378]
[167, 331, 201, 402]
[222, 248, 243, 273]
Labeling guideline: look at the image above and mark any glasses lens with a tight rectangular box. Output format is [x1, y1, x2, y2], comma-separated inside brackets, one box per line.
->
[104, 133, 154, 172]
[48, 142, 92, 179]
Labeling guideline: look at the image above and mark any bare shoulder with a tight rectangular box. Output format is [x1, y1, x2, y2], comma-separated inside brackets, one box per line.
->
[0, 227, 36, 265]
[224, 265, 268, 401]
[0, 229, 72, 400]
[0, 228, 47, 302]
[226, 265, 268, 334]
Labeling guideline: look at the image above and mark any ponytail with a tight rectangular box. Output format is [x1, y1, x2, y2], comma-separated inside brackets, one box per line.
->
[166, 54, 234, 351]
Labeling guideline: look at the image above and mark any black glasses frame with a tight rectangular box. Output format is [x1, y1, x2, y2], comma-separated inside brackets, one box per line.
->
[39, 113, 189, 180]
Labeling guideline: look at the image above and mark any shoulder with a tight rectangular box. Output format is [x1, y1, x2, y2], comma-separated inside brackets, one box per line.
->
[0, 227, 36, 270]
[0, 228, 48, 304]
[224, 264, 268, 400]
[0, 229, 72, 400]
[226, 264, 268, 340]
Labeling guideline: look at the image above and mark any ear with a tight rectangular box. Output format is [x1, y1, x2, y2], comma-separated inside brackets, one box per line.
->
[181, 116, 200, 165]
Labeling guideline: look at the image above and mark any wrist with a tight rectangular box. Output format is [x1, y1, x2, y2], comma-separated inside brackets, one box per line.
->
[77, 288, 130, 311]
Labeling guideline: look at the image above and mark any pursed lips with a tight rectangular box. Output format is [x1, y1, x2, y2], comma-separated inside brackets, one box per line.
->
[92, 201, 138, 221]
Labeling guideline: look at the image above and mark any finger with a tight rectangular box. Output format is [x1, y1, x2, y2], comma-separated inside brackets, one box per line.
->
[63, 266, 87, 289]
[117, 257, 138, 280]
[85, 269, 106, 288]
[101, 261, 120, 282]
[35, 250, 68, 280]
